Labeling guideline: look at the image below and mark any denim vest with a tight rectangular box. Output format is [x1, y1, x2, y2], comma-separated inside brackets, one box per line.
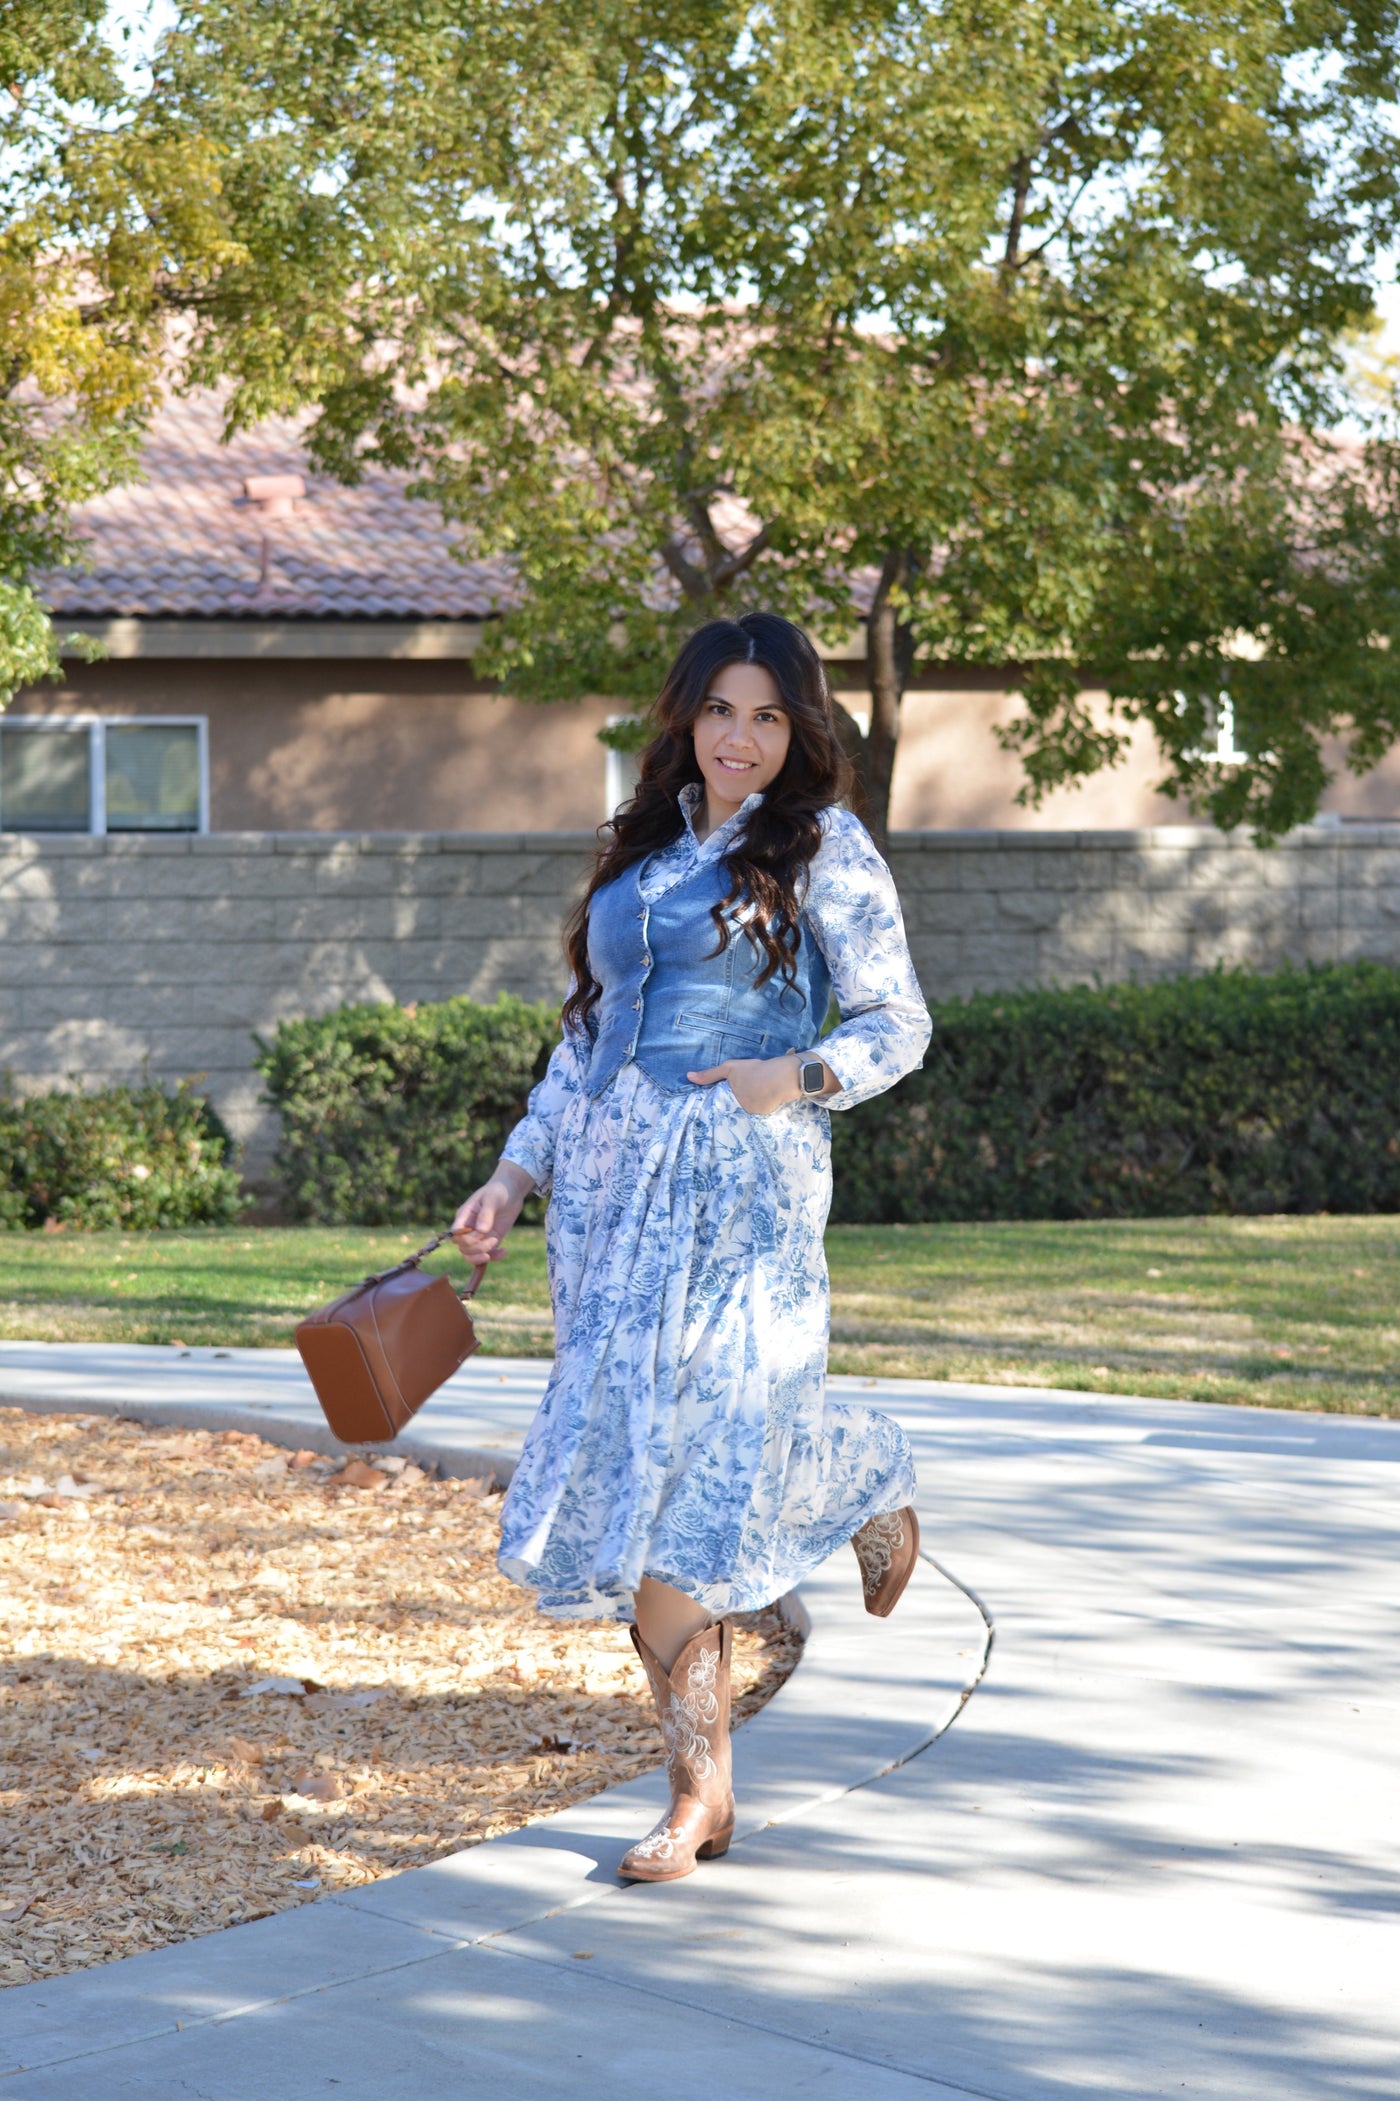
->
[585, 853, 832, 1097]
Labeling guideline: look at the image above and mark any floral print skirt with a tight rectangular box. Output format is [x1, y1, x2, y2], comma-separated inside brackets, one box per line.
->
[497, 1061, 917, 1621]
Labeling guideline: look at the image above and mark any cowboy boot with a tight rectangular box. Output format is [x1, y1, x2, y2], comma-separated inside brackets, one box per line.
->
[852, 1505, 921, 1616]
[618, 1618, 735, 1884]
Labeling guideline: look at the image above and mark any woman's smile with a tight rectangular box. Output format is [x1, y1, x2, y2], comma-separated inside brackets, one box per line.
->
[691, 660, 793, 834]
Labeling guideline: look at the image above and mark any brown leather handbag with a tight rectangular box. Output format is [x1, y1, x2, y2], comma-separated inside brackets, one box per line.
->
[295, 1230, 486, 1444]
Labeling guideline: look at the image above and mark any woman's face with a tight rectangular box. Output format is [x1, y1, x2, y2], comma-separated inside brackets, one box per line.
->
[691, 660, 793, 817]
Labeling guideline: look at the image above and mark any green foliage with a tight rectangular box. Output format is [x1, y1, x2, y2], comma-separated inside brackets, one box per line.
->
[159, 0, 1400, 836]
[254, 994, 560, 1226]
[0, 1079, 244, 1230]
[0, 2, 243, 704]
[830, 965, 1400, 1223]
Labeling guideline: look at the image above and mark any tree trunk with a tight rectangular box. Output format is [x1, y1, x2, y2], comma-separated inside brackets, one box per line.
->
[862, 548, 920, 852]
[830, 697, 873, 822]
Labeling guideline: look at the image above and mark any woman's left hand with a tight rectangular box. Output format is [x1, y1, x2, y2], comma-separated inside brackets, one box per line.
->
[687, 1055, 802, 1116]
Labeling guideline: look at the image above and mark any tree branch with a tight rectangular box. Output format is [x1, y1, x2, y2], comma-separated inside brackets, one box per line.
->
[711, 521, 774, 589]
[684, 491, 725, 571]
[1002, 153, 1032, 274]
[658, 533, 711, 603]
[864, 545, 921, 847]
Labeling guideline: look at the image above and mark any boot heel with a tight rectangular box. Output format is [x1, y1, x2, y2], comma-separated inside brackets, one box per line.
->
[698, 1825, 734, 1860]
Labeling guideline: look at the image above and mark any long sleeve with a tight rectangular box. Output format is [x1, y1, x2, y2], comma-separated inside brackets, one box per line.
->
[800, 808, 932, 1111]
[499, 1024, 591, 1193]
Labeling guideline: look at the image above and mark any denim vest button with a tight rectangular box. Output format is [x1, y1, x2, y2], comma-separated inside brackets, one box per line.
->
[584, 852, 831, 1098]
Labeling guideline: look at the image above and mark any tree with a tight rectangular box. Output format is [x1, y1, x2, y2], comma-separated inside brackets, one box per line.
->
[164, 0, 1400, 840]
[0, 2, 236, 704]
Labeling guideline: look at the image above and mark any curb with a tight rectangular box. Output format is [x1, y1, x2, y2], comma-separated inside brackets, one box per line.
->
[0, 1373, 990, 2080]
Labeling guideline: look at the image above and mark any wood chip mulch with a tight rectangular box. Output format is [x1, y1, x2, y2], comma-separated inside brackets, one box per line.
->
[0, 1408, 802, 1986]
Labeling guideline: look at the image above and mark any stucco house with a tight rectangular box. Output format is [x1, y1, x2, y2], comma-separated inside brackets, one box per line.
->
[4, 389, 1399, 1181]
[18, 385, 1375, 841]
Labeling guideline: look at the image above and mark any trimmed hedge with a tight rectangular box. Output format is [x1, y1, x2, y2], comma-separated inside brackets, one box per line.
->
[255, 994, 559, 1225]
[0, 1080, 243, 1230]
[258, 965, 1400, 1228]
[830, 962, 1400, 1222]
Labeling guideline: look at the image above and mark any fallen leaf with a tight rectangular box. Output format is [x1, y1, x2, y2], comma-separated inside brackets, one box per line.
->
[52, 1474, 99, 1500]
[227, 1738, 266, 1765]
[0, 1502, 22, 1521]
[303, 1690, 386, 1715]
[259, 1801, 281, 1822]
[43, 1497, 90, 1522]
[292, 1771, 344, 1802]
[238, 1677, 308, 1699]
[0, 1899, 33, 1923]
[288, 1451, 322, 1470]
[291, 1877, 320, 1889]
[332, 1461, 387, 1492]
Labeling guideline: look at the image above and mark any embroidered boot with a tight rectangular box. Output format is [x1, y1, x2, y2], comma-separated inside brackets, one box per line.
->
[618, 1619, 735, 1884]
[852, 1505, 921, 1616]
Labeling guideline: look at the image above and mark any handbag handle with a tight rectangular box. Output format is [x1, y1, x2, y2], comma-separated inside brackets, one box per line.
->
[361, 1228, 488, 1302]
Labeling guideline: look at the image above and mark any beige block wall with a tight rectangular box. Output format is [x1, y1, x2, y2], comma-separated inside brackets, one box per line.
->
[5, 824, 1400, 1183]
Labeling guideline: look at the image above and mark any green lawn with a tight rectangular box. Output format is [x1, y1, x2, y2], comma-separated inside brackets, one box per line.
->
[1, 1216, 1397, 1416]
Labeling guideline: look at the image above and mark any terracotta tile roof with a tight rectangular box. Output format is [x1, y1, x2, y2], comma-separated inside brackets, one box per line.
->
[37, 390, 508, 620]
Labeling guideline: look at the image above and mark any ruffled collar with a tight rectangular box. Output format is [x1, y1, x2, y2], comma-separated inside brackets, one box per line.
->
[678, 780, 765, 856]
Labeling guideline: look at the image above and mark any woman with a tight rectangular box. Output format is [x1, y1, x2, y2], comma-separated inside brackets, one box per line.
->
[452, 611, 931, 1883]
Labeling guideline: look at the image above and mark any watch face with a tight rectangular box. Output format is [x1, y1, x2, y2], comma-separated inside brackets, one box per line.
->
[800, 1059, 825, 1095]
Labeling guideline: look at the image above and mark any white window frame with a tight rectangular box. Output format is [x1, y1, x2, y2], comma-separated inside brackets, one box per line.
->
[0, 715, 209, 835]
[1175, 690, 1253, 768]
[604, 714, 643, 818]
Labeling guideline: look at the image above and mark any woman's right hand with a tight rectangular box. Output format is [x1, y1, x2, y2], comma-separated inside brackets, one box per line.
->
[451, 1160, 536, 1268]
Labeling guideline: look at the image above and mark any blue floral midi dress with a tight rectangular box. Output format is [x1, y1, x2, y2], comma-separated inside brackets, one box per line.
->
[496, 785, 932, 1621]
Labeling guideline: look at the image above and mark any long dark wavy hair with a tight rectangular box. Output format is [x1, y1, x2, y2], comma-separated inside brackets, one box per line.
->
[562, 612, 854, 1037]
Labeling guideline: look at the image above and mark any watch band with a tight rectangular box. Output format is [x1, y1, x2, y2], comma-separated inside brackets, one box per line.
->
[798, 1056, 827, 1096]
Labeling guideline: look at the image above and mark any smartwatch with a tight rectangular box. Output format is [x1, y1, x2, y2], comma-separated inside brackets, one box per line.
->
[798, 1056, 828, 1097]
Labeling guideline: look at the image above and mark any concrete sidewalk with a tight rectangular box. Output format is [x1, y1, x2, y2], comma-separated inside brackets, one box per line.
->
[0, 1340, 541, 1484]
[1, 1346, 1397, 2098]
